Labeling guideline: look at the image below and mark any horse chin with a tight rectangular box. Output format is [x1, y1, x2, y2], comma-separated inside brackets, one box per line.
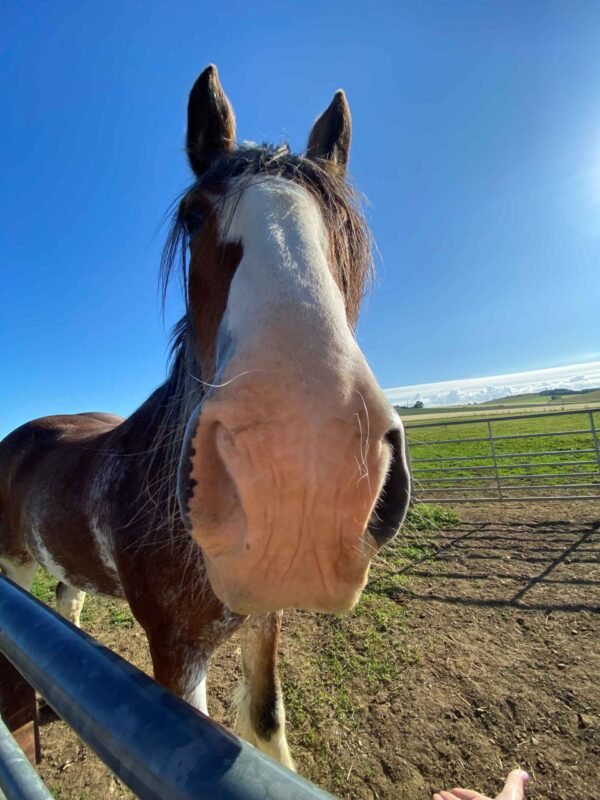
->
[200, 546, 371, 615]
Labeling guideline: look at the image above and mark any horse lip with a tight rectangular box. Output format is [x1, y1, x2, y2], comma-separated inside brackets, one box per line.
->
[176, 405, 203, 528]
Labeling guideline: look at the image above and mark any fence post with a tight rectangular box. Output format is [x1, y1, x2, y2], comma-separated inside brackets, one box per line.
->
[403, 435, 417, 505]
[487, 420, 503, 501]
[589, 411, 600, 475]
[0, 654, 40, 765]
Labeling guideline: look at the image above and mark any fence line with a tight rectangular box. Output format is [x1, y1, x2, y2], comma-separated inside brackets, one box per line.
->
[403, 407, 600, 504]
[0, 577, 334, 800]
[404, 406, 600, 427]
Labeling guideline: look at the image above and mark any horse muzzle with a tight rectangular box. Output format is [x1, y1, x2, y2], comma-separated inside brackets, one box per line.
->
[177, 374, 410, 614]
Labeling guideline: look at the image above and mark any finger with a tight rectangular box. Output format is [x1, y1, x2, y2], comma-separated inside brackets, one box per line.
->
[496, 769, 530, 800]
[434, 793, 471, 800]
[450, 790, 485, 800]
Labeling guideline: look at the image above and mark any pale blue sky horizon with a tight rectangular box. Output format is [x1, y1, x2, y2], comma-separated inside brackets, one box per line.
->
[384, 358, 600, 406]
[2, 1, 599, 437]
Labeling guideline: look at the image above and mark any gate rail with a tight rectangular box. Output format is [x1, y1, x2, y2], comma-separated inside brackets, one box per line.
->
[403, 407, 600, 503]
[0, 577, 333, 800]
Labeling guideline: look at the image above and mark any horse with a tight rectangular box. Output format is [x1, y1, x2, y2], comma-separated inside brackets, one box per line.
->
[0, 65, 410, 769]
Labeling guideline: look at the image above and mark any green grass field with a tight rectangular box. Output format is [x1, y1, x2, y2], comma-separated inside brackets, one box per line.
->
[480, 389, 600, 406]
[396, 389, 600, 420]
[402, 407, 600, 498]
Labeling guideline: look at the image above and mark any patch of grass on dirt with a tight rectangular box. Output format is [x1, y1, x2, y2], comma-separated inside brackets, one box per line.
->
[108, 603, 135, 628]
[363, 504, 458, 596]
[282, 504, 454, 787]
[404, 503, 459, 532]
[30, 569, 101, 625]
[282, 600, 415, 779]
[79, 597, 100, 625]
[31, 568, 58, 604]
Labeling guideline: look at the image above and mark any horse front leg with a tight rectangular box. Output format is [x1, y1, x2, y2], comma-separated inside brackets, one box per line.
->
[144, 602, 246, 717]
[55, 583, 86, 627]
[0, 558, 37, 592]
[148, 637, 211, 715]
[235, 611, 295, 771]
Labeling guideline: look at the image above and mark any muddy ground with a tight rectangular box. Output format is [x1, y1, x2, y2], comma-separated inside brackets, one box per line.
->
[35, 501, 599, 800]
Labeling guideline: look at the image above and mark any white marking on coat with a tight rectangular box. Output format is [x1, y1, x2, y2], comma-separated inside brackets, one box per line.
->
[233, 680, 295, 770]
[56, 585, 86, 627]
[90, 517, 118, 577]
[183, 662, 209, 716]
[216, 177, 361, 368]
[29, 521, 70, 584]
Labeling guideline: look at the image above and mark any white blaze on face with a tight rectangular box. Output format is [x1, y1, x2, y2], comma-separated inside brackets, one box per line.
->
[216, 177, 359, 379]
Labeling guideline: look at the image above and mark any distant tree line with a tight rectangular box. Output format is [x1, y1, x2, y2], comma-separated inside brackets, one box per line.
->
[394, 400, 424, 411]
[538, 387, 599, 397]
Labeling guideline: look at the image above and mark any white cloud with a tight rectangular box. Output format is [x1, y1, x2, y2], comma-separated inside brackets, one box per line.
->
[385, 361, 600, 407]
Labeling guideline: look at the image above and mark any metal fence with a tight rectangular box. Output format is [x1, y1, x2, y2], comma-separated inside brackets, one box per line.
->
[403, 407, 600, 504]
[0, 577, 334, 800]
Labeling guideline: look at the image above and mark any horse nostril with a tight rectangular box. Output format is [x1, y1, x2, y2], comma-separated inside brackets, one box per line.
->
[367, 427, 411, 544]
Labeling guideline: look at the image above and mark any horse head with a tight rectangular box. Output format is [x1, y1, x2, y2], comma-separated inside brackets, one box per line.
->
[171, 65, 410, 615]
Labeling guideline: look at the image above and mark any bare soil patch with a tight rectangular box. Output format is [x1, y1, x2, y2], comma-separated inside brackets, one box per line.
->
[36, 502, 599, 799]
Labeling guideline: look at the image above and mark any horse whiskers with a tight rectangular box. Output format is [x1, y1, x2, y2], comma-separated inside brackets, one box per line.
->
[353, 455, 368, 484]
[122, 531, 190, 555]
[357, 534, 379, 557]
[188, 369, 258, 390]
[354, 390, 373, 500]
[116, 354, 205, 556]
[354, 413, 368, 480]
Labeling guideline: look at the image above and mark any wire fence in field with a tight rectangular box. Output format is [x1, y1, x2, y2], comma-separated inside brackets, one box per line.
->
[403, 408, 600, 503]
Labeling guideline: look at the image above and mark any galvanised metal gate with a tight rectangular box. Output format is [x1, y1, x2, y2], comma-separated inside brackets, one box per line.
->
[0, 578, 334, 800]
[403, 407, 600, 504]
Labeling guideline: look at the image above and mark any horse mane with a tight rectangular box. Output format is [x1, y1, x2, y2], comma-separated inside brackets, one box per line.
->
[133, 144, 374, 551]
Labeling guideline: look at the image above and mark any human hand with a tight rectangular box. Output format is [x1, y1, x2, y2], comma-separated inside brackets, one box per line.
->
[433, 768, 530, 800]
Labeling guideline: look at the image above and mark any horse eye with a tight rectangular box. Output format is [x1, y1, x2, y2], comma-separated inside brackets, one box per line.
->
[184, 210, 204, 238]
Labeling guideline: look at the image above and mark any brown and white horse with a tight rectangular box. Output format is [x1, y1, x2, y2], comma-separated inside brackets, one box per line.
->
[0, 65, 410, 768]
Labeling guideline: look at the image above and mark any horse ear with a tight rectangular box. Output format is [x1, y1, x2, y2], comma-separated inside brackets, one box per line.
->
[187, 65, 236, 177]
[306, 90, 351, 170]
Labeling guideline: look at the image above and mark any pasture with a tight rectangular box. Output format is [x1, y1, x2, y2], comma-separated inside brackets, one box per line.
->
[404, 408, 600, 498]
[31, 502, 600, 800]
[398, 392, 600, 422]
[480, 390, 600, 408]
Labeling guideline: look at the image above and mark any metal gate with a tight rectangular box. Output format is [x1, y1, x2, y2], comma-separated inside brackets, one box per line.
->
[403, 407, 600, 503]
[0, 578, 334, 800]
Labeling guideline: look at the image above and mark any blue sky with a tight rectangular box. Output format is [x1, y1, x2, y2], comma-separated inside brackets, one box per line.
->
[1, 1, 599, 435]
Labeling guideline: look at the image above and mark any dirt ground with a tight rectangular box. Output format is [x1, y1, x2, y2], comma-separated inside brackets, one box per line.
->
[36, 501, 599, 800]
